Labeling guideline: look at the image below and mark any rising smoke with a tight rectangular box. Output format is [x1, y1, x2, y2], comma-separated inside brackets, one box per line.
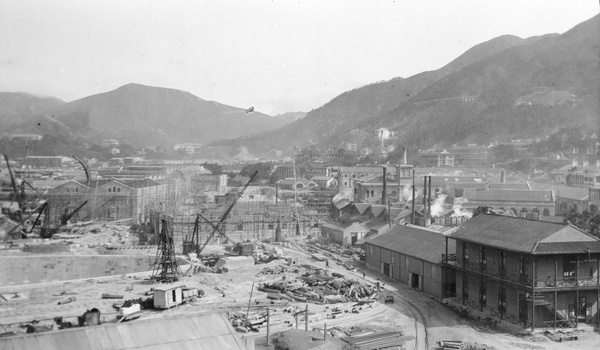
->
[451, 197, 473, 218]
[333, 188, 354, 202]
[430, 194, 447, 217]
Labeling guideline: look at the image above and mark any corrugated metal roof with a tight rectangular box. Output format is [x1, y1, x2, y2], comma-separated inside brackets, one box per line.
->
[332, 199, 351, 209]
[354, 203, 371, 214]
[488, 183, 530, 190]
[365, 225, 454, 264]
[533, 241, 600, 255]
[370, 205, 386, 218]
[463, 189, 553, 202]
[450, 214, 598, 254]
[0, 312, 246, 350]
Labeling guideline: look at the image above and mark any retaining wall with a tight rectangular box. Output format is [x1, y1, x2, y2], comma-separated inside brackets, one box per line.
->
[0, 255, 155, 287]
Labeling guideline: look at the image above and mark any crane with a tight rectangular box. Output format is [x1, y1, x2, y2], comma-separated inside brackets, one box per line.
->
[194, 171, 258, 256]
[72, 155, 91, 184]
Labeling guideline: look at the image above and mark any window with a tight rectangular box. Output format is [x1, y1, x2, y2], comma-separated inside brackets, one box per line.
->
[479, 279, 487, 307]
[563, 255, 576, 277]
[480, 246, 486, 270]
[431, 264, 437, 279]
[498, 285, 506, 313]
[117, 188, 121, 192]
[75, 187, 78, 192]
[108, 187, 112, 192]
[519, 255, 528, 278]
[499, 250, 506, 271]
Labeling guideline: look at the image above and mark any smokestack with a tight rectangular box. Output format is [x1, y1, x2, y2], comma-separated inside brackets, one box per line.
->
[423, 176, 427, 218]
[500, 170, 505, 184]
[412, 170, 416, 224]
[428, 176, 432, 218]
[403, 147, 407, 165]
[396, 165, 401, 200]
[382, 166, 387, 205]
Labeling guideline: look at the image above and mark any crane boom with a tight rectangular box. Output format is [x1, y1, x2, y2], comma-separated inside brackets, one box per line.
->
[196, 171, 258, 255]
[73, 155, 91, 184]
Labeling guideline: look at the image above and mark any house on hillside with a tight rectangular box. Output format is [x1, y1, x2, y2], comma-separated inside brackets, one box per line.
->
[443, 214, 600, 330]
[364, 225, 455, 299]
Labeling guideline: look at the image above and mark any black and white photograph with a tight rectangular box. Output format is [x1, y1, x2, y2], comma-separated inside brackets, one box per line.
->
[0, 1, 599, 349]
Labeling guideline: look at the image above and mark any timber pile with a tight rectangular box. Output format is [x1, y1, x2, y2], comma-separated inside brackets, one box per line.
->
[259, 275, 376, 304]
[341, 331, 411, 350]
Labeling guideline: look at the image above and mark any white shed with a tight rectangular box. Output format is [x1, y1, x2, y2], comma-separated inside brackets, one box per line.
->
[153, 285, 183, 309]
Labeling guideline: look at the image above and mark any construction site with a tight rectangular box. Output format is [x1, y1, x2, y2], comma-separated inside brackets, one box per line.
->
[2, 159, 600, 350]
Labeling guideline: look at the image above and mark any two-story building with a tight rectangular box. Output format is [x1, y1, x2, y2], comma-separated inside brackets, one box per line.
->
[444, 214, 600, 330]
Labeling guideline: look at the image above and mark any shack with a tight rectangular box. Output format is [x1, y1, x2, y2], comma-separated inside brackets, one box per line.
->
[153, 285, 183, 309]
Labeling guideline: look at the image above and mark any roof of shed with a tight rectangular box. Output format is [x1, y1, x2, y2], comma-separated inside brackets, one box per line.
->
[0, 312, 245, 350]
[366, 225, 454, 264]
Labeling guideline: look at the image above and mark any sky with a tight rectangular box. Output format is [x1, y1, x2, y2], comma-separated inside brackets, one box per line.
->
[0, 1, 598, 115]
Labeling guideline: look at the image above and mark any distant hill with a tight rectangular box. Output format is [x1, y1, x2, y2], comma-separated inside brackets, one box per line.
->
[0, 92, 65, 129]
[23, 83, 297, 147]
[208, 15, 599, 159]
[274, 111, 306, 122]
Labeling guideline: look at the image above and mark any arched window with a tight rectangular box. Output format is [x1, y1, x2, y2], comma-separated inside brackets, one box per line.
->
[117, 188, 121, 192]
[75, 187, 78, 193]
[108, 187, 112, 192]
[371, 190, 374, 197]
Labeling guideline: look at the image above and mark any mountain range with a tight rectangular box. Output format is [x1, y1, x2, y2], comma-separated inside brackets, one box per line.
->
[209, 14, 600, 160]
[1, 15, 598, 160]
[0, 84, 300, 147]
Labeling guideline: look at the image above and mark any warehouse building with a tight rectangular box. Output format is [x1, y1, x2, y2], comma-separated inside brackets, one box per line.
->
[364, 225, 456, 299]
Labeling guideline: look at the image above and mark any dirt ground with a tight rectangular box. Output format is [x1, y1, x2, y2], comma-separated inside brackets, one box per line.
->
[1, 230, 600, 350]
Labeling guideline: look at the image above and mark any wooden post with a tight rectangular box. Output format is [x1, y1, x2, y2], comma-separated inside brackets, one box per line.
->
[554, 290, 557, 331]
[295, 313, 298, 329]
[245, 281, 255, 328]
[532, 257, 536, 331]
[324, 323, 327, 340]
[411, 169, 415, 224]
[266, 308, 270, 345]
[576, 255, 579, 328]
[305, 305, 309, 331]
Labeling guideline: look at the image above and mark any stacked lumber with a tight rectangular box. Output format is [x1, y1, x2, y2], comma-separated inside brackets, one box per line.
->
[342, 331, 411, 350]
[258, 275, 375, 304]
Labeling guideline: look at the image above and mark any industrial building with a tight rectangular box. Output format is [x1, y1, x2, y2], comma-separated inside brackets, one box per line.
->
[444, 214, 600, 330]
[364, 225, 456, 299]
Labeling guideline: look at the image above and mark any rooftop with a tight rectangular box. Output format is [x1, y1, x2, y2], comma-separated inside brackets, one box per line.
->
[450, 214, 600, 255]
[366, 225, 455, 264]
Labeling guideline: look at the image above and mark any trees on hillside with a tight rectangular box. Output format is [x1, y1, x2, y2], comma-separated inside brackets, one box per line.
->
[564, 210, 600, 238]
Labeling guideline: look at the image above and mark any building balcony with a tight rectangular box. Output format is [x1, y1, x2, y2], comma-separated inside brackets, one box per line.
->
[534, 276, 599, 289]
[442, 254, 532, 287]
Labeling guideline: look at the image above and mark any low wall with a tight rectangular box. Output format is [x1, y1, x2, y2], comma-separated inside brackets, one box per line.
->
[0, 255, 155, 287]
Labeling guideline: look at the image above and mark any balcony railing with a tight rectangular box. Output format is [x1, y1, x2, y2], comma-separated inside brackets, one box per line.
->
[443, 255, 533, 287]
[534, 276, 599, 289]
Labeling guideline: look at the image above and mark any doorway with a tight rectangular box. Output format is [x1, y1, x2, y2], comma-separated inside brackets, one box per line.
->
[411, 273, 420, 289]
